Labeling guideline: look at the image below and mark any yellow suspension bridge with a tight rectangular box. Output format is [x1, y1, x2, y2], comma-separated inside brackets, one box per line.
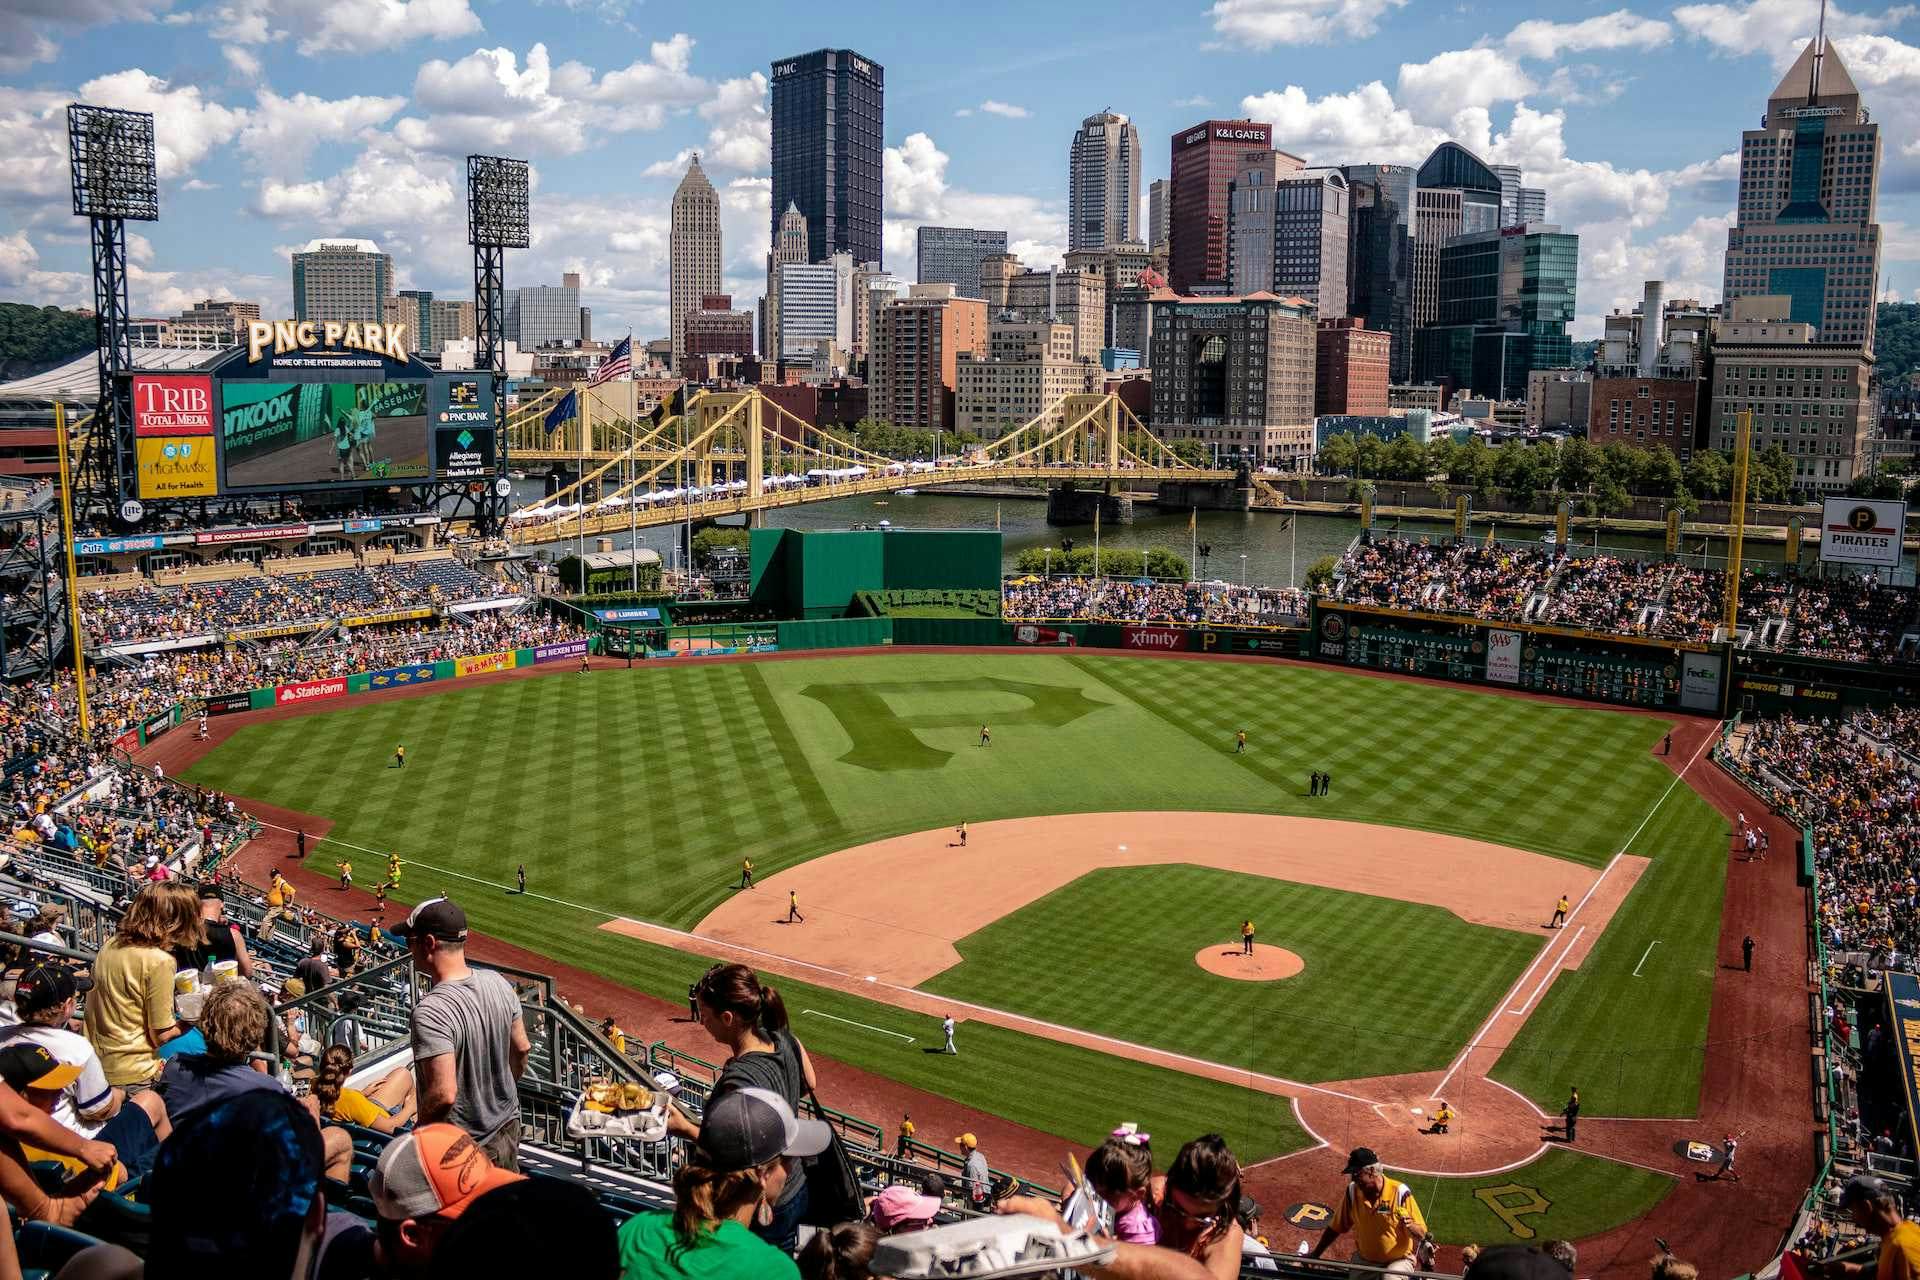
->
[500, 386, 1254, 547]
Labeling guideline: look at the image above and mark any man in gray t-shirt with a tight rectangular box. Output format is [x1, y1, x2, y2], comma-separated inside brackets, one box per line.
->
[398, 897, 530, 1171]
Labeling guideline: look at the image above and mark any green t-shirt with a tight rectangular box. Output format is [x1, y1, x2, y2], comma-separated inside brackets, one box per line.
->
[617, 1211, 800, 1280]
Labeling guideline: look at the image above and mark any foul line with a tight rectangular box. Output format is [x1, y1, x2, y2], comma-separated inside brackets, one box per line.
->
[1632, 939, 1662, 977]
[1508, 927, 1584, 1016]
[802, 1009, 915, 1043]
[239, 814, 1380, 1107]
[1431, 724, 1715, 1100]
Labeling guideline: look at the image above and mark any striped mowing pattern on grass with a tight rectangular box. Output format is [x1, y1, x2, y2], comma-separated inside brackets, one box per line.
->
[1396, 1146, 1675, 1246]
[921, 866, 1542, 1082]
[184, 652, 1713, 1178]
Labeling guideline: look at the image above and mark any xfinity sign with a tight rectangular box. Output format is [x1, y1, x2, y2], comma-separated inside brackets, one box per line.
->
[1820, 497, 1907, 568]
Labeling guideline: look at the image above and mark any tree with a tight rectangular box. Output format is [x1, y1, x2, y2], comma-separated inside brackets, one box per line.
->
[0, 304, 97, 379]
[1749, 445, 1797, 504]
[1353, 434, 1386, 479]
[1592, 476, 1632, 517]
[1849, 470, 1906, 499]
[691, 527, 749, 566]
[1304, 554, 1340, 593]
[1682, 449, 1731, 501]
[1557, 437, 1597, 492]
[1382, 435, 1429, 481]
[1164, 437, 1211, 468]
[1633, 444, 1684, 498]
[1317, 433, 1358, 476]
[1494, 444, 1546, 510]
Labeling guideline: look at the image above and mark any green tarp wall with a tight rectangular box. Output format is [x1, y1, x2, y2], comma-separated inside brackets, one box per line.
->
[882, 530, 1000, 590]
[775, 617, 894, 650]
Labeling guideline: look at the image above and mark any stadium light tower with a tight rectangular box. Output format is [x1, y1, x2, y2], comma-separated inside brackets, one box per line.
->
[68, 104, 158, 522]
[468, 155, 528, 534]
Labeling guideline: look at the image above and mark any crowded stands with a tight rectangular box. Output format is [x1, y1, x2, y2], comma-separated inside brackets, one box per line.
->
[1002, 577, 1309, 628]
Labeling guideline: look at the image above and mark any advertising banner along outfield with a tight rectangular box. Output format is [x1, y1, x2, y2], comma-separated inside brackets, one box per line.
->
[366, 664, 437, 690]
[1485, 629, 1524, 685]
[276, 677, 347, 706]
[1884, 971, 1920, 1164]
[533, 640, 590, 663]
[1122, 626, 1189, 651]
[204, 692, 253, 716]
[1820, 498, 1907, 568]
[454, 651, 515, 677]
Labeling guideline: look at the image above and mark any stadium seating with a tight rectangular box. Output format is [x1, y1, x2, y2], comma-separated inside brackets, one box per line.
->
[1002, 577, 1309, 627]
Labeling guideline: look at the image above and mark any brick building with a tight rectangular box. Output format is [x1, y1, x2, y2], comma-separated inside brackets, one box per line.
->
[1314, 318, 1391, 416]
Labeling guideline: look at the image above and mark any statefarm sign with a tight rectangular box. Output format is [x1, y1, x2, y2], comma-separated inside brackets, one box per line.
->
[246, 319, 409, 362]
[276, 677, 346, 706]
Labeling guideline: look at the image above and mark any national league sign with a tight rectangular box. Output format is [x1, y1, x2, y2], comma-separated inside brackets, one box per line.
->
[1820, 497, 1907, 568]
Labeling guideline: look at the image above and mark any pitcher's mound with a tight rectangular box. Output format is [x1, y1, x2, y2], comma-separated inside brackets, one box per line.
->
[1195, 943, 1305, 981]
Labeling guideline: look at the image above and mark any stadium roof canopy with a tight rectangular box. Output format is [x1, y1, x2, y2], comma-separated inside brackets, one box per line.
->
[0, 346, 227, 408]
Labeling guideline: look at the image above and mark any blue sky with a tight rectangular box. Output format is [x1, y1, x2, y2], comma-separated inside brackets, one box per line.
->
[2, 0, 1917, 340]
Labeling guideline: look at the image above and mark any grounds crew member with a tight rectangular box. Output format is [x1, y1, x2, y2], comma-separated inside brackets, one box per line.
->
[1431, 1102, 1455, 1134]
[1549, 894, 1570, 929]
[1308, 1146, 1429, 1272]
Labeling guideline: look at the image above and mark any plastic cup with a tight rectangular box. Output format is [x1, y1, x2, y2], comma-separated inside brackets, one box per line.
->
[174, 970, 199, 996]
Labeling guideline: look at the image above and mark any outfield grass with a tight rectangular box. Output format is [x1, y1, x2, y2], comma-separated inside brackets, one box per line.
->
[1489, 780, 1729, 1116]
[922, 866, 1541, 1082]
[183, 650, 1721, 1173]
[1396, 1148, 1676, 1246]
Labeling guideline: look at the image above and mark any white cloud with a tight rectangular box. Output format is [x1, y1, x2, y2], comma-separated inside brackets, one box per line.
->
[978, 100, 1029, 119]
[0, 231, 89, 306]
[294, 0, 480, 55]
[880, 131, 1064, 278]
[1504, 10, 1672, 60]
[0, 92, 78, 210]
[1207, 0, 1407, 47]
[885, 133, 950, 222]
[1396, 49, 1536, 121]
[1673, 0, 1914, 61]
[223, 45, 262, 80]
[1241, 81, 1447, 166]
[953, 108, 973, 118]
[237, 89, 406, 175]
[77, 69, 249, 181]
[0, 0, 174, 74]
[398, 37, 707, 156]
[253, 144, 455, 229]
[1171, 95, 1215, 108]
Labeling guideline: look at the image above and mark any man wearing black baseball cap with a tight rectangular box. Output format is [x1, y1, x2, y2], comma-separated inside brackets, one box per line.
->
[0, 962, 171, 1177]
[616, 1086, 830, 1280]
[1813, 1175, 1919, 1279]
[1307, 1147, 1429, 1271]
[398, 897, 530, 1172]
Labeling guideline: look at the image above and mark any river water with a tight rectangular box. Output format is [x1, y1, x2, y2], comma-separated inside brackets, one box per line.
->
[511, 476, 1819, 587]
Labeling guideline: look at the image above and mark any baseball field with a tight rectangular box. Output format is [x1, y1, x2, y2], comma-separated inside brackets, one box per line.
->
[178, 650, 1747, 1246]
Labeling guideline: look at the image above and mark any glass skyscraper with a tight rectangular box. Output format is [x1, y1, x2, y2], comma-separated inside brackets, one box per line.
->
[1342, 164, 1415, 384]
[771, 48, 885, 267]
[1426, 225, 1578, 398]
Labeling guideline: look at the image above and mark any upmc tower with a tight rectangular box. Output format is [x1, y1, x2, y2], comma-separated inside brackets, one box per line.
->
[1168, 119, 1272, 294]
[771, 49, 885, 268]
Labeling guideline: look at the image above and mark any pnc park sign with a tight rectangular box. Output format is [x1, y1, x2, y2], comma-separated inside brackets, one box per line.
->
[246, 319, 410, 363]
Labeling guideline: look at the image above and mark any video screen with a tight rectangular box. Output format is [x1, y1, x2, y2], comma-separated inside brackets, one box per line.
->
[221, 381, 430, 488]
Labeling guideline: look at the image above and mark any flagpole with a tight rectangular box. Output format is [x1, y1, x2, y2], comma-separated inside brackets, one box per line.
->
[1094, 503, 1101, 578]
[1189, 507, 1197, 582]
[578, 379, 589, 582]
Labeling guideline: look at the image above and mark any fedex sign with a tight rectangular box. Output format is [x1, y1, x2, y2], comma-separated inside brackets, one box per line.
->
[131, 375, 215, 438]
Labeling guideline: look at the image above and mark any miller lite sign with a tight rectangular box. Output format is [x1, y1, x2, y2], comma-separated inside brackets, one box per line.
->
[131, 375, 215, 438]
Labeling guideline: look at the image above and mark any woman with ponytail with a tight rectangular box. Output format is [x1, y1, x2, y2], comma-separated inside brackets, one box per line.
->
[666, 963, 818, 1252]
[310, 1043, 416, 1134]
[620, 1086, 829, 1280]
[797, 1221, 878, 1280]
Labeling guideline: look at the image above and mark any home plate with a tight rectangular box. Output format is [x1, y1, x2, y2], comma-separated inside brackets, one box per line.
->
[1410, 1108, 1425, 1116]
[865, 975, 876, 982]
[1119, 845, 1128, 851]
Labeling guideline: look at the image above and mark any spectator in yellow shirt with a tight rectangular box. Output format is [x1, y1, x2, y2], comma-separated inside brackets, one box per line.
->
[311, 1045, 416, 1135]
[1308, 1147, 1429, 1272]
[1819, 1175, 1920, 1280]
[82, 883, 202, 1088]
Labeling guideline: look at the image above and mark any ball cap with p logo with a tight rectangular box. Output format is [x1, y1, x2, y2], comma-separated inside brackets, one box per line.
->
[393, 896, 468, 942]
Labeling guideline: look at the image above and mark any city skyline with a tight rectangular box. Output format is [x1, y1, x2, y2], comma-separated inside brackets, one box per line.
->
[0, 0, 1917, 344]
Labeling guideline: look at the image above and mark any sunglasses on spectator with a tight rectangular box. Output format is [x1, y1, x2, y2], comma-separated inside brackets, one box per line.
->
[1164, 1189, 1230, 1225]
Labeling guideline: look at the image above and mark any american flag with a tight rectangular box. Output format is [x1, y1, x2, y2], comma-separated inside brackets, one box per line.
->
[589, 334, 632, 386]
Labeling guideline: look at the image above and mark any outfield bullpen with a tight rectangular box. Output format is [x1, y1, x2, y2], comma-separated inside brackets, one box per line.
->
[175, 650, 1796, 1256]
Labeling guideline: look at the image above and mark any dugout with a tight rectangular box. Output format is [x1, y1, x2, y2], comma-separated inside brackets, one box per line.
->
[748, 529, 1001, 619]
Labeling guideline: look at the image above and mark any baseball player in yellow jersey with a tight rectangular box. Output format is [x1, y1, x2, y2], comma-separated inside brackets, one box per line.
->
[1431, 1102, 1455, 1134]
[394, 744, 406, 769]
[739, 857, 754, 889]
[337, 859, 353, 891]
[1549, 893, 1570, 929]
[1242, 919, 1255, 955]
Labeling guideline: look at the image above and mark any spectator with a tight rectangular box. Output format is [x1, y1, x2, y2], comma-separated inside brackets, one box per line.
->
[0, 1067, 119, 1226]
[175, 883, 253, 979]
[993, 1193, 1227, 1280]
[397, 897, 528, 1171]
[322, 1123, 525, 1280]
[798, 1221, 878, 1280]
[257, 870, 296, 941]
[666, 962, 817, 1251]
[312, 1044, 416, 1134]
[428, 1178, 618, 1280]
[957, 1132, 990, 1212]
[1816, 1175, 1919, 1279]
[1151, 1135, 1246, 1279]
[0, 962, 170, 1176]
[296, 936, 337, 992]
[866, 1184, 941, 1235]
[619, 1086, 830, 1280]
[1086, 1126, 1158, 1244]
[144, 1089, 333, 1280]
[82, 881, 202, 1087]
[1306, 1145, 1429, 1274]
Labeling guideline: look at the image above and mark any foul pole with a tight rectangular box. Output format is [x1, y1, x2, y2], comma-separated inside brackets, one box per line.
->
[1723, 409, 1753, 636]
[53, 402, 91, 737]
